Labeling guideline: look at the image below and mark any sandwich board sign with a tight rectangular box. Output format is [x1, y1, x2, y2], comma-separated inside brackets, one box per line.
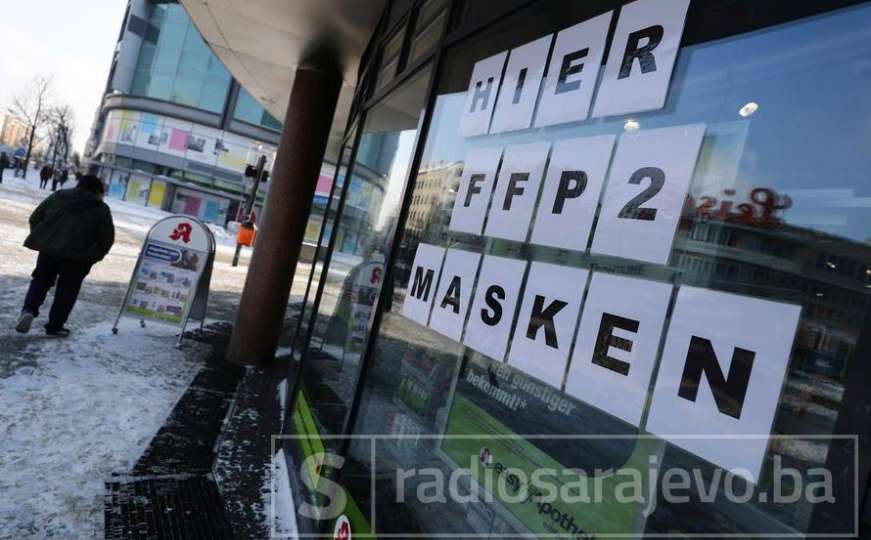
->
[113, 216, 216, 346]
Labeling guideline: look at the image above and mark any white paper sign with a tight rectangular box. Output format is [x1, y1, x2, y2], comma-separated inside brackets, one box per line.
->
[429, 249, 482, 341]
[490, 35, 552, 134]
[531, 134, 616, 251]
[646, 286, 801, 482]
[508, 262, 588, 388]
[449, 147, 504, 235]
[592, 0, 690, 118]
[535, 11, 613, 128]
[458, 52, 508, 137]
[565, 273, 672, 426]
[591, 123, 705, 264]
[484, 142, 551, 242]
[463, 255, 527, 362]
[401, 243, 446, 326]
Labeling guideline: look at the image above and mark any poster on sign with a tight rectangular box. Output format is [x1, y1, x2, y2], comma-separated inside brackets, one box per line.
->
[113, 216, 215, 345]
[592, 0, 691, 118]
[401, 243, 446, 326]
[535, 11, 613, 128]
[645, 286, 801, 482]
[449, 147, 504, 235]
[591, 123, 705, 264]
[531, 134, 616, 251]
[458, 52, 508, 137]
[565, 273, 672, 426]
[429, 249, 482, 341]
[489, 35, 551, 134]
[507, 262, 588, 388]
[484, 141, 550, 242]
[463, 255, 527, 362]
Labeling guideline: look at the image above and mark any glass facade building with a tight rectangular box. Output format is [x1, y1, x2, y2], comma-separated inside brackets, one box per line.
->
[277, 0, 871, 537]
[87, 0, 291, 224]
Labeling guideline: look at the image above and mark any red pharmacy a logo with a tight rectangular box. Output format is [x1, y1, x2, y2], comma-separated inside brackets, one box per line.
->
[333, 515, 351, 540]
[170, 222, 193, 243]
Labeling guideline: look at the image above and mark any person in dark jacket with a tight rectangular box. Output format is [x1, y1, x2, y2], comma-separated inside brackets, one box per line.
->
[15, 174, 115, 336]
[0, 152, 9, 183]
[39, 165, 53, 189]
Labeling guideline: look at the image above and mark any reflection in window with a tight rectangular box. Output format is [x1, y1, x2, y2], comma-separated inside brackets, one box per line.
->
[287, 134, 357, 375]
[287, 70, 433, 520]
[339, 3, 871, 537]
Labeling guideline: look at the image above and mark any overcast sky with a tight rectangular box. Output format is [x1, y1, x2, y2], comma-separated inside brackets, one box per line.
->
[0, 0, 128, 154]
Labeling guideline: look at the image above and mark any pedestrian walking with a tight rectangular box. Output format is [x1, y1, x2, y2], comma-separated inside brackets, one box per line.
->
[51, 169, 60, 191]
[0, 152, 9, 183]
[15, 174, 115, 337]
[58, 168, 69, 188]
[39, 165, 53, 189]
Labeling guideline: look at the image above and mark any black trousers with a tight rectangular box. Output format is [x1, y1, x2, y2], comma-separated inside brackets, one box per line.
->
[23, 253, 92, 331]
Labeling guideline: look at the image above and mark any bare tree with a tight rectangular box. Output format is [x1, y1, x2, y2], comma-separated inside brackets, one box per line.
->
[10, 75, 53, 176]
[46, 104, 75, 174]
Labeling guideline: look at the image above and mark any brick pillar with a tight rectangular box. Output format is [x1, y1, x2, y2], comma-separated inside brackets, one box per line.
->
[227, 64, 342, 366]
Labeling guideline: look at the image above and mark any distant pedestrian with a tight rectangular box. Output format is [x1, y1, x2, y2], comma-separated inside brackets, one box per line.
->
[0, 152, 9, 183]
[58, 169, 69, 189]
[51, 169, 60, 191]
[39, 165, 53, 189]
[15, 174, 115, 337]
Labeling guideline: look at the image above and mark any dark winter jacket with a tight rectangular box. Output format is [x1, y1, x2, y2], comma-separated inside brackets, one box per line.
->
[24, 188, 115, 264]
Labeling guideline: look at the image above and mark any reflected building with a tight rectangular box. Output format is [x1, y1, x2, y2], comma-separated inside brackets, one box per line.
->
[406, 161, 462, 246]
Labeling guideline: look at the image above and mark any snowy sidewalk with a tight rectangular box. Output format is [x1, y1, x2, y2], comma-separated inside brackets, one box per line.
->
[0, 169, 240, 538]
[0, 319, 208, 537]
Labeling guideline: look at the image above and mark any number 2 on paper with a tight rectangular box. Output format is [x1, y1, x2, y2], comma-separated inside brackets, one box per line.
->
[617, 166, 664, 221]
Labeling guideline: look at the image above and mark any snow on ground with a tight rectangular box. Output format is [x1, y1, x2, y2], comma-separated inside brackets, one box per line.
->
[0, 318, 207, 538]
[0, 169, 244, 538]
[0, 168, 313, 538]
[267, 448, 299, 538]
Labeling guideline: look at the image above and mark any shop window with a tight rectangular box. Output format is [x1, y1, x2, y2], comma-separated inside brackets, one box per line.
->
[286, 136, 357, 377]
[287, 67, 433, 525]
[125, 174, 151, 206]
[332, 1, 871, 538]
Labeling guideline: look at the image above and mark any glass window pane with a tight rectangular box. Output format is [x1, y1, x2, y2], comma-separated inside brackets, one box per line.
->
[146, 74, 172, 100]
[131, 69, 150, 96]
[198, 76, 230, 112]
[285, 135, 357, 393]
[234, 87, 283, 129]
[408, 10, 445, 63]
[374, 24, 407, 91]
[133, 1, 231, 110]
[338, 2, 871, 538]
[153, 47, 180, 75]
[171, 77, 202, 107]
[135, 43, 156, 72]
[157, 20, 186, 49]
[288, 68, 432, 523]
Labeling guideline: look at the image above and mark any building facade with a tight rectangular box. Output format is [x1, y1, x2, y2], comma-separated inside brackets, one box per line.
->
[0, 112, 29, 154]
[87, 0, 289, 224]
[186, 0, 871, 536]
